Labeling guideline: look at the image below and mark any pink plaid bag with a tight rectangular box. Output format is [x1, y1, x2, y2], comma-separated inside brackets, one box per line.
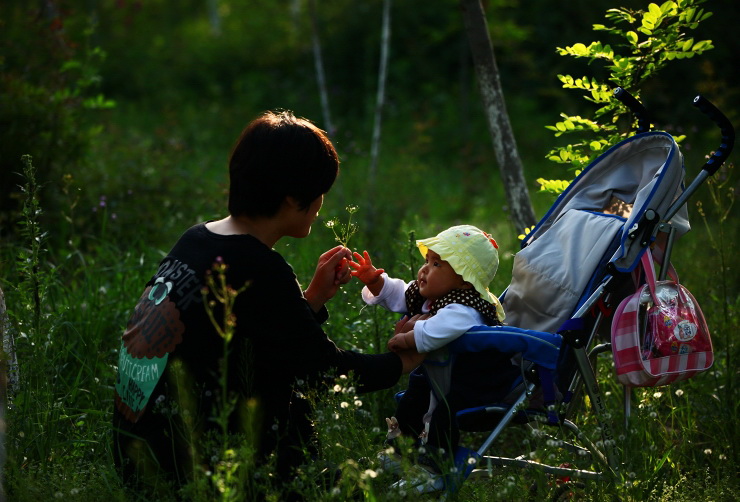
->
[611, 249, 713, 387]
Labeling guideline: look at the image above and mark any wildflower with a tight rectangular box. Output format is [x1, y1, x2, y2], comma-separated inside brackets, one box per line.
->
[333, 384, 342, 392]
[361, 469, 378, 480]
[675, 389, 684, 397]
[704, 449, 712, 455]
[649, 412, 657, 418]
[653, 391, 663, 399]
[340, 402, 349, 409]
[719, 454, 727, 460]
[467, 457, 477, 465]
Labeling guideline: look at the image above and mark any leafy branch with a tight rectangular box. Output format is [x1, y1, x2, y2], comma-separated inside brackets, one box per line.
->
[543, 0, 713, 178]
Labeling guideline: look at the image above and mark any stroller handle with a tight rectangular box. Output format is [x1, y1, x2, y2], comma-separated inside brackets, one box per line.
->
[693, 95, 736, 175]
[613, 87, 650, 134]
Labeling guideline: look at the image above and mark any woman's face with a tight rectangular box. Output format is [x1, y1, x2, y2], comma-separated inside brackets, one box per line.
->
[287, 194, 324, 238]
[416, 250, 467, 302]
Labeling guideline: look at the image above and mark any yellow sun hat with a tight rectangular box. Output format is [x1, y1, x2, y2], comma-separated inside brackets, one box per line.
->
[417, 224, 505, 322]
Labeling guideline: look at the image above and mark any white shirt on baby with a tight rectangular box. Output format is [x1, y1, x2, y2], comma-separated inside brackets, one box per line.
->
[361, 273, 485, 353]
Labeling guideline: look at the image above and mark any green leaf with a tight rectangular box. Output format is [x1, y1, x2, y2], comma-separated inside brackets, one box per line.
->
[626, 31, 639, 44]
[692, 39, 713, 52]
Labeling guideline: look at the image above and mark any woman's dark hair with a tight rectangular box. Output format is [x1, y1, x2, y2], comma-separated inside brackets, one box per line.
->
[228, 110, 339, 218]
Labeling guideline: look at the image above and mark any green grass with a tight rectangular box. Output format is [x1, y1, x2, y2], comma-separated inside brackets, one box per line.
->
[1, 100, 738, 501]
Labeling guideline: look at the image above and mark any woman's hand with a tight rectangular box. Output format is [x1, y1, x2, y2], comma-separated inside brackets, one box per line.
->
[304, 246, 352, 312]
[396, 349, 426, 374]
[387, 331, 413, 352]
[391, 314, 427, 372]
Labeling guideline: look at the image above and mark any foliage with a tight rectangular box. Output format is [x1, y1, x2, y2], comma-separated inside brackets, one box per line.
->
[0, 3, 114, 237]
[1, 0, 737, 500]
[542, 0, 714, 186]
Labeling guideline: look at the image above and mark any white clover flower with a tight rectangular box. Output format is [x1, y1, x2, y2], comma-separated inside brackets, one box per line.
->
[650, 411, 658, 418]
[704, 449, 712, 455]
[354, 400, 363, 407]
[468, 457, 477, 465]
[719, 454, 727, 460]
[675, 389, 684, 397]
[653, 391, 663, 399]
[340, 402, 349, 409]
[333, 384, 342, 392]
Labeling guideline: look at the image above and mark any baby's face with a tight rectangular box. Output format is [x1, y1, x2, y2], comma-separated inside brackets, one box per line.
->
[417, 250, 468, 302]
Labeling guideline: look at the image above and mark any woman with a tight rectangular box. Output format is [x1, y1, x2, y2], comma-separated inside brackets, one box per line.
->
[112, 110, 423, 494]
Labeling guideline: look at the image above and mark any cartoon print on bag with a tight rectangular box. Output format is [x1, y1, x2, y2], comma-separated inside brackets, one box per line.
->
[674, 319, 698, 342]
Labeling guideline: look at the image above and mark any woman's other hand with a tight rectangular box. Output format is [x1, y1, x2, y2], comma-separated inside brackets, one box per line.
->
[304, 246, 352, 312]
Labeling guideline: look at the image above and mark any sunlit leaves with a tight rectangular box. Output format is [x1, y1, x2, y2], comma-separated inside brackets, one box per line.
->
[543, 0, 714, 195]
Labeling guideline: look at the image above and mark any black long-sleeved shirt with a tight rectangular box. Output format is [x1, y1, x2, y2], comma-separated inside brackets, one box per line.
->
[113, 222, 401, 482]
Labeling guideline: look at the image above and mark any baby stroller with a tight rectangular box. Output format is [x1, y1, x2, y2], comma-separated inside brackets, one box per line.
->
[390, 88, 735, 496]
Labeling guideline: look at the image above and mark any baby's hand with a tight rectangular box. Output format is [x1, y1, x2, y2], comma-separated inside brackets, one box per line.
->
[349, 250, 384, 286]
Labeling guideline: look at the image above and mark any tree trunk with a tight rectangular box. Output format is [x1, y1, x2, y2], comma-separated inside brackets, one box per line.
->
[366, 0, 392, 234]
[460, 0, 536, 231]
[308, 0, 335, 137]
[369, 0, 392, 188]
[0, 286, 16, 502]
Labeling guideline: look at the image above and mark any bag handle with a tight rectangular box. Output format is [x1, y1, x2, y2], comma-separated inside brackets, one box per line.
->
[641, 248, 688, 305]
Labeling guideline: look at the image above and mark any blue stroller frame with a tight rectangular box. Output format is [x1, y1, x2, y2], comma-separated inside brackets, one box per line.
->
[394, 89, 735, 495]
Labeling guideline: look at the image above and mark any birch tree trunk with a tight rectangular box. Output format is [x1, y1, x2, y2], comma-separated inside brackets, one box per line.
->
[368, 0, 392, 188]
[366, 0, 392, 234]
[308, 0, 335, 136]
[460, 0, 536, 231]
